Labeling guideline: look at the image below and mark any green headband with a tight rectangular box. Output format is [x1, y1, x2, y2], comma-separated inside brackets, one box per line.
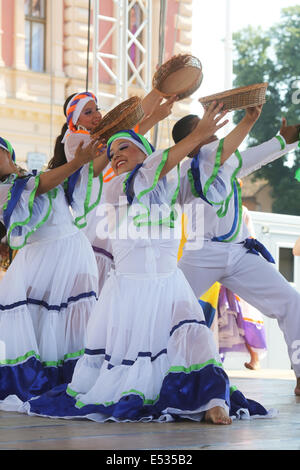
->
[107, 130, 154, 160]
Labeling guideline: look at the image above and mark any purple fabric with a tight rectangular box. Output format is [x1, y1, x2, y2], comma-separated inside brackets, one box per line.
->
[218, 286, 267, 355]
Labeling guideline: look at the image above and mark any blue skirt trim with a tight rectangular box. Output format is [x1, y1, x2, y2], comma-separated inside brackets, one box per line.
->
[0, 291, 97, 312]
[0, 356, 78, 401]
[25, 363, 268, 421]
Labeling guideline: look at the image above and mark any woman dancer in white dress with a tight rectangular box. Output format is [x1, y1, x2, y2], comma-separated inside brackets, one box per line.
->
[0, 135, 107, 401]
[51, 91, 177, 295]
[3, 102, 275, 424]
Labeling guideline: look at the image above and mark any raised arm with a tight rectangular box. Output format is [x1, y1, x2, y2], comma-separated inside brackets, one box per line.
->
[279, 117, 300, 144]
[220, 105, 263, 164]
[159, 102, 228, 178]
[234, 117, 300, 179]
[138, 96, 177, 135]
[36, 139, 102, 195]
[140, 89, 165, 117]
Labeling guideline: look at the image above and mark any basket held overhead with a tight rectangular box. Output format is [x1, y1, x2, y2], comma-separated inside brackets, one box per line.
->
[199, 83, 268, 111]
[91, 96, 144, 141]
[152, 54, 203, 101]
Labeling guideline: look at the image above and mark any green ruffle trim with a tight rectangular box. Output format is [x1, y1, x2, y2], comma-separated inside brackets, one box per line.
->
[201, 139, 243, 242]
[123, 150, 181, 229]
[6, 174, 58, 250]
[2, 174, 18, 212]
[67, 358, 225, 409]
[74, 161, 103, 229]
[0, 348, 84, 367]
[275, 135, 286, 150]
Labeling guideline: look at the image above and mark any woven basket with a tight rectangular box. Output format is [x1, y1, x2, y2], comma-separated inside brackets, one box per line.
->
[199, 83, 268, 111]
[152, 54, 203, 101]
[91, 96, 144, 141]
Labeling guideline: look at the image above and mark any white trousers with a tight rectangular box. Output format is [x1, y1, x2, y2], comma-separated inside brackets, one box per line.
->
[178, 241, 300, 377]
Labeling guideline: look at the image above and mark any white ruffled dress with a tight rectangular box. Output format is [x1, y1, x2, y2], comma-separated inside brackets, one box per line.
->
[0, 165, 99, 401]
[4, 150, 273, 421]
[64, 132, 114, 295]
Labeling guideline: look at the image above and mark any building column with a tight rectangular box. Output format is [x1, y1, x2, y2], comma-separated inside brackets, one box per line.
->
[0, 0, 5, 66]
[14, 0, 27, 70]
[47, 0, 64, 77]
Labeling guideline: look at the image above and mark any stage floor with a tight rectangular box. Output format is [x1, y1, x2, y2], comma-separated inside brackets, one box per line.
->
[0, 369, 299, 451]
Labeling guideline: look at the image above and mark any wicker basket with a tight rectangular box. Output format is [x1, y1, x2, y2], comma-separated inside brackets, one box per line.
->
[152, 54, 203, 101]
[91, 96, 144, 141]
[199, 83, 268, 111]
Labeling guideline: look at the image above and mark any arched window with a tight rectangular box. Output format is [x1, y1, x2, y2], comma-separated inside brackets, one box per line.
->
[25, 0, 46, 72]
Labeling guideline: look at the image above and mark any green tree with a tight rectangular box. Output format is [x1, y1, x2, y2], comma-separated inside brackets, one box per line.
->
[232, 6, 300, 215]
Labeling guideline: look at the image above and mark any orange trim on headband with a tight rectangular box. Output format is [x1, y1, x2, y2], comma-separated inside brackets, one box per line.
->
[103, 167, 115, 182]
[71, 93, 96, 104]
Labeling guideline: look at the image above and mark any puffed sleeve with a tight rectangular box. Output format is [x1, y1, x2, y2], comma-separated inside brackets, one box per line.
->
[1, 173, 58, 250]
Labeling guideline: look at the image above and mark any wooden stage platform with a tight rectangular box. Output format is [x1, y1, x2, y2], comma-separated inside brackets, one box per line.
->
[0, 369, 299, 451]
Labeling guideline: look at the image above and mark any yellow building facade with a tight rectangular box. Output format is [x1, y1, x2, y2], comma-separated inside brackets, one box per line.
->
[0, 0, 194, 168]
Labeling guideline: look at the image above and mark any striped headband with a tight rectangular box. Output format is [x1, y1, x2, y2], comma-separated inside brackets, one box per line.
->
[0, 137, 15, 161]
[107, 130, 155, 161]
[66, 92, 98, 133]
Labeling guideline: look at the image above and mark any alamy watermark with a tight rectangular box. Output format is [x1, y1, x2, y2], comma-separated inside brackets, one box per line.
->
[292, 80, 300, 105]
[291, 340, 300, 366]
[95, 196, 205, 250]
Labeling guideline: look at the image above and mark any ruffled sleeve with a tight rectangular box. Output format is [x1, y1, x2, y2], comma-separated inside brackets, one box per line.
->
[227, 136, 299, 178]
[105, 150, 181, 228]
[131, 150, 180, 228]
[179, 140, 234, 206]
[179, 139, 244, 242]
[1, 173, 58, 250]
[63, 132, 103, 229]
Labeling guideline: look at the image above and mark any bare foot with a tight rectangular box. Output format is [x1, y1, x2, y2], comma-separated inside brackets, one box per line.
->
[204, 406, 232, 425]
[294, 377, 300, 396]
[244, 361, 260, 371]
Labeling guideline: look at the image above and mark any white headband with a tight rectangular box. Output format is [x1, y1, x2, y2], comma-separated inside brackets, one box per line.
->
[62, 94, 97, 143]
[108, 137, 150, 158]
[66, 95, 96, 126]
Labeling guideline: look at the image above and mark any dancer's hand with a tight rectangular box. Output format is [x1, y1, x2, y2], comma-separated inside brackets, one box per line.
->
[74, 138, 106, 166]
[192, 101, 229, 143]
[244, 105, 263, 124]
[151, 95, 178, 122]
[280, 117, 300, 144]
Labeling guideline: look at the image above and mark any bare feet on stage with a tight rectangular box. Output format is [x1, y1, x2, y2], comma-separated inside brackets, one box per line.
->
[294, 377, 300, 396]
[204, 406, 232, 425]
[245, 344, 260, 371]
[244, 361, 261, 371]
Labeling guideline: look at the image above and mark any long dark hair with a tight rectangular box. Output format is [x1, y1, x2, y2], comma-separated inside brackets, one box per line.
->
[48, 93, 77, 169]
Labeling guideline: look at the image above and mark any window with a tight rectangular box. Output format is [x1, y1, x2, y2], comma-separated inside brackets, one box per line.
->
[279, 247, 294, 283]
[25, 0, 46, 72]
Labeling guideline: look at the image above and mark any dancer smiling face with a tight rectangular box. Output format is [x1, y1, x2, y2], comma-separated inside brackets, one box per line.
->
[109, 138, 148, 176]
